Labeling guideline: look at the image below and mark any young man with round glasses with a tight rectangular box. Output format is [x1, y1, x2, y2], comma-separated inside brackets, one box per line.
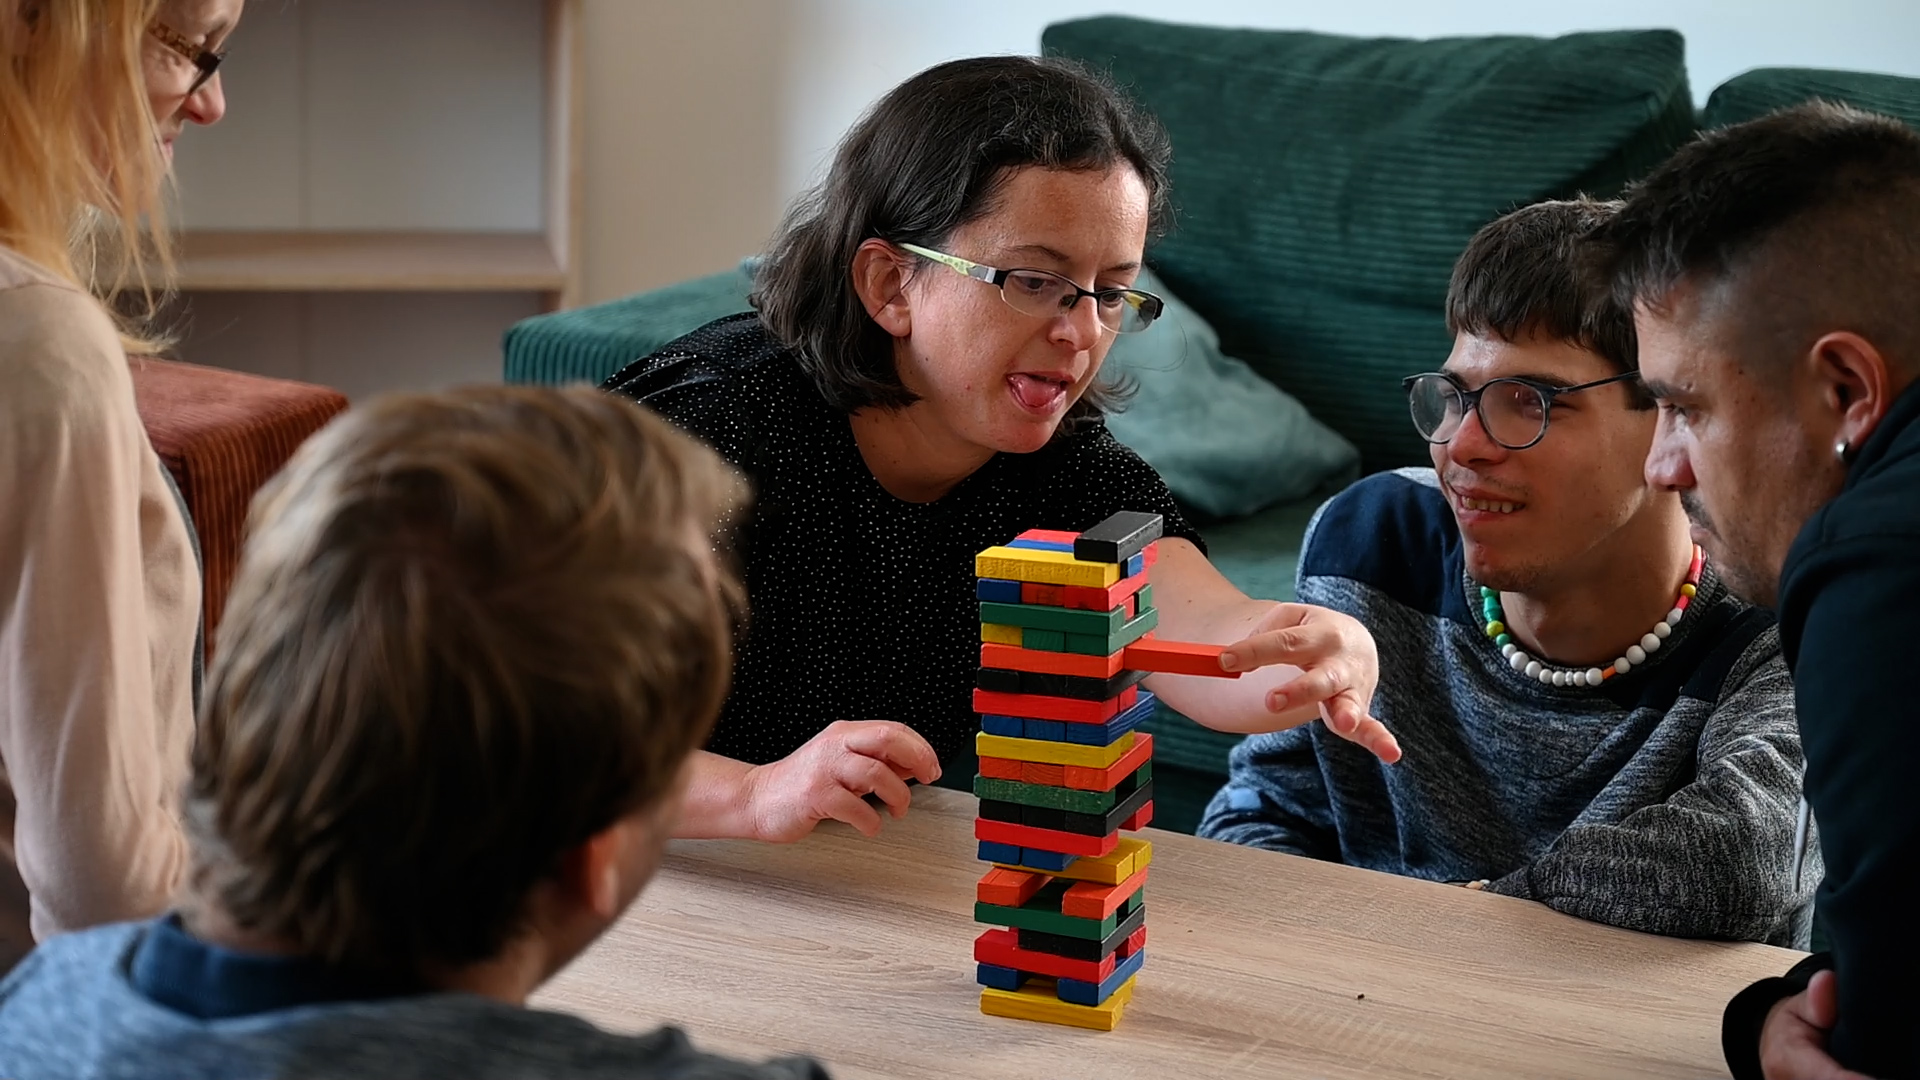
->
[1200, 199, 1815, 947]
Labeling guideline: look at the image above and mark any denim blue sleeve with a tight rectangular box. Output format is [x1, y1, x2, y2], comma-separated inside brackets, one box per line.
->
[1196, 725, 1340, 859]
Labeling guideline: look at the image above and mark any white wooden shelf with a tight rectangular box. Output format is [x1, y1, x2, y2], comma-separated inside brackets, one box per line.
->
[178, 230, 566, 292]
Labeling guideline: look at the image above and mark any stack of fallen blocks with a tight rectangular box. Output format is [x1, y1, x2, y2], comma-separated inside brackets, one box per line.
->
[970, 510, 1240, 1031]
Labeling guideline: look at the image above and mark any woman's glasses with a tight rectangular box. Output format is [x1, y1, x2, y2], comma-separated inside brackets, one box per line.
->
[149, 21, 225, 96]
[897, 242, 1165, 334]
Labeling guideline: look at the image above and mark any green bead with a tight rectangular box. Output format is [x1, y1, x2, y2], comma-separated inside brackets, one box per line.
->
[1480, 586, 1498, 599]
[1495, 633, 1512, 647]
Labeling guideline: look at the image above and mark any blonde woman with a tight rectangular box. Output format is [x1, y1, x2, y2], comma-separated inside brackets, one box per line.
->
[0, 0, 240, 971]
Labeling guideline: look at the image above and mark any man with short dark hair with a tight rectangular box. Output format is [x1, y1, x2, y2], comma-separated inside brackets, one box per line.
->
[0, 386, 828, 1080]
[1607, 100, 1920, 1080]
[1201, 199, 1815, 945]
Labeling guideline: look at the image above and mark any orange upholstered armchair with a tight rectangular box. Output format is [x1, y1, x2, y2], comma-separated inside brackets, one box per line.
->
[128, 358, 348, 658]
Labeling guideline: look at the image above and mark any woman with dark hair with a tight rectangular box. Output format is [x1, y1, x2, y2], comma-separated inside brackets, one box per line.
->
[607, 56, 1400, 843]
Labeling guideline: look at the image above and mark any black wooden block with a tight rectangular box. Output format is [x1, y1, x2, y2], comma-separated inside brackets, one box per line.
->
[1072, 511, 1164, 565]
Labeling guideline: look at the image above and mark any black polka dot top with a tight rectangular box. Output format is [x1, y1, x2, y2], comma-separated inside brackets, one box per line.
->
[604, 314, 1203, 767]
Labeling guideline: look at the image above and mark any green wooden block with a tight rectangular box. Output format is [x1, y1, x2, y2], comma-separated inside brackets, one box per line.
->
[1137, 583, 1153, 611]
[974, 880, 1119, 940]
[1060, 606, 1159, 656]
[1023, 627, 1067, 652]
[972, 761, 1154, 814]
[978, 600, 1124, 636]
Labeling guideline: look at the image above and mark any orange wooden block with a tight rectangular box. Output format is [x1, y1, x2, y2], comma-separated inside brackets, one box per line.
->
[1017, 528, 1080, 546]
[1021, 582, 1068, 607]
[1021, 761, 1067, 786]
[1022, 572, 1149, 613]
[978, 867, 1049, 908]
[980, 642, 1122, 679]
[1120, 638, 1241, 679]
[1061, 866, 1149, 920]
[980, 756, 1024, 782]
[1063, 733, 1155, 791]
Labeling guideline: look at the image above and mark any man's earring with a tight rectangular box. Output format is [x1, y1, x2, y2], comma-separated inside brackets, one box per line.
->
[1835, 439, 1853, 464]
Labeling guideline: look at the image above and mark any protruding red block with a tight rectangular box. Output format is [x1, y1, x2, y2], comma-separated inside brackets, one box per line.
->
[974, 928, 1116, 983]
[979, 642, 1122, 679]
[1060, 867, 1149, 920]
[972, 685, 1137, 725]
[1120, 639, 1241, 679]
[1118, 925, 1147, 959]
[975, 817, 1119, 858]
[1120, 802, 1154, 831]
[977, 867, 1048, 908]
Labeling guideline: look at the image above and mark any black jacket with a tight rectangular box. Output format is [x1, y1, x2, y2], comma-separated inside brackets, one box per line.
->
[1724, 380, 1920, 1079]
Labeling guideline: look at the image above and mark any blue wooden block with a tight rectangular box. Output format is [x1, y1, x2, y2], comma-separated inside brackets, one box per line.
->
[976, 962, 1029, 991]
[1124, 552, 1145, 577]
[1018, 847, 1077, 872]
[976, 578, 1023, 603]
[978, 840, 1024, 864]
[1008, 538, 1076, 553]
[981, 714, 1024, 737]
[1057, 948, 1146, 1006]
[1023, 718, 1068, 742]
[1062, 691, 1158, 746]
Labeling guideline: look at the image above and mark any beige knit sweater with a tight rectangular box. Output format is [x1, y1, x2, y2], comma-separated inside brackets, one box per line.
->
[0, 246, 198, 972]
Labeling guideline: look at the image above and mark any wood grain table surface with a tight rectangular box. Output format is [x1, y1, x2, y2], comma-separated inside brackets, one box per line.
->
[535, 786, 1800, 1079]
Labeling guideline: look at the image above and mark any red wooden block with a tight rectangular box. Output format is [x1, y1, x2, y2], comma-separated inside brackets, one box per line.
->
[1062, 733, 1155, 791]
[1021, 581, 1069, 607]
[1120, 639, 1241, 679]
[1060, 866, 1149, 920]
[1118, 925, 1147, 959]
[972, 685, 1137, 725]
[977, 867, 1048, 908]
[1061, 571, 1148, 612]
[1144, 540, 1160, 567]
[1021, 761, 1067, 786]
[979, 756, 1024, 781]
[1017, 528, 1081, 546]
[979, 642, 1122, 679]
[975, 817, 1119, 858]
[1121, 802, 1154, 831]
[975, 928, 1116, 984]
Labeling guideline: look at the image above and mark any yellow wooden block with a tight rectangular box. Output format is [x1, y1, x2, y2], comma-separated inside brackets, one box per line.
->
[976, 731, 1135, 769]
[976, 547, 1120, 588]
[980, 623, 1023, 646]
[980, 975, 1137, 1031]
[997, 836, 1150, 886]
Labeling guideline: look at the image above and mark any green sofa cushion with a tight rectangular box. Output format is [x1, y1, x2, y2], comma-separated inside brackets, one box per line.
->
[1041, 18, 1696, 471]
[503, 268, 753, 386]
[1105, 268, 1359, 518]
[1703, 67, 1920, 130]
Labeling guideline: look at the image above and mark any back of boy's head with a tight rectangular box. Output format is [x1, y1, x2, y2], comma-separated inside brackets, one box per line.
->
[1446, 198, 1647, 405]
[189, 385, 746, 977]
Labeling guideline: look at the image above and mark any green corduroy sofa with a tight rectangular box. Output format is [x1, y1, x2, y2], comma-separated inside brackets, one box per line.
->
[504, 17, 1920, 833]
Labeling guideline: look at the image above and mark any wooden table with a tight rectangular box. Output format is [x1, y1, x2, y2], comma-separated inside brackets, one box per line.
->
[536, 786, 1800, 1079]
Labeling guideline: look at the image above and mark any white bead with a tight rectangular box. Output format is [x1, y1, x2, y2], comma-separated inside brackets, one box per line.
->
[1524, 660, 1542, 679]
[1654, 621, 1672, 639]
[1586, 668, 1605, 686]
[1641, 633, 1662, 653]
[1615, 656, 1632, 673]
[1510, 651, 1530, 671]
[1626, 645, 1647, 665]
[1551, 670, 1565, 686]
[1668, 607, 1684, 624]
[1537, 667, 1555, 685]
[1501, 643, 1517, 658]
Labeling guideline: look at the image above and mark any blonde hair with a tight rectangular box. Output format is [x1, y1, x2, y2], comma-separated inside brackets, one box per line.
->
[189, 386, 748, 976]
[0, 0, 173, 346]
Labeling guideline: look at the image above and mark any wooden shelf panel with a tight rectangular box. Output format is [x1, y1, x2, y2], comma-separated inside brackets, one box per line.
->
[178, 230, 566, 292]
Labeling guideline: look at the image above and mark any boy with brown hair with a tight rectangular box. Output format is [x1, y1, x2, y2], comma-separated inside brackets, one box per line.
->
[0, 385, 827, 1079]
[1201, 199, 1813, 945]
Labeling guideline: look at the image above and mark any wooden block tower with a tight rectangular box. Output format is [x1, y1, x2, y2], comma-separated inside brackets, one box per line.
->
[969, 511, 1239, 1031]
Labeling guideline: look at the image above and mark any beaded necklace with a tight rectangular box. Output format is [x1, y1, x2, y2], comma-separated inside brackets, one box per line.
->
[1482, 545, 1704, 688]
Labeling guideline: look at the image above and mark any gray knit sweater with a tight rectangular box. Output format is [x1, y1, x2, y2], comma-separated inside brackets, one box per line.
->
[1200, 469, 1817, 947]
